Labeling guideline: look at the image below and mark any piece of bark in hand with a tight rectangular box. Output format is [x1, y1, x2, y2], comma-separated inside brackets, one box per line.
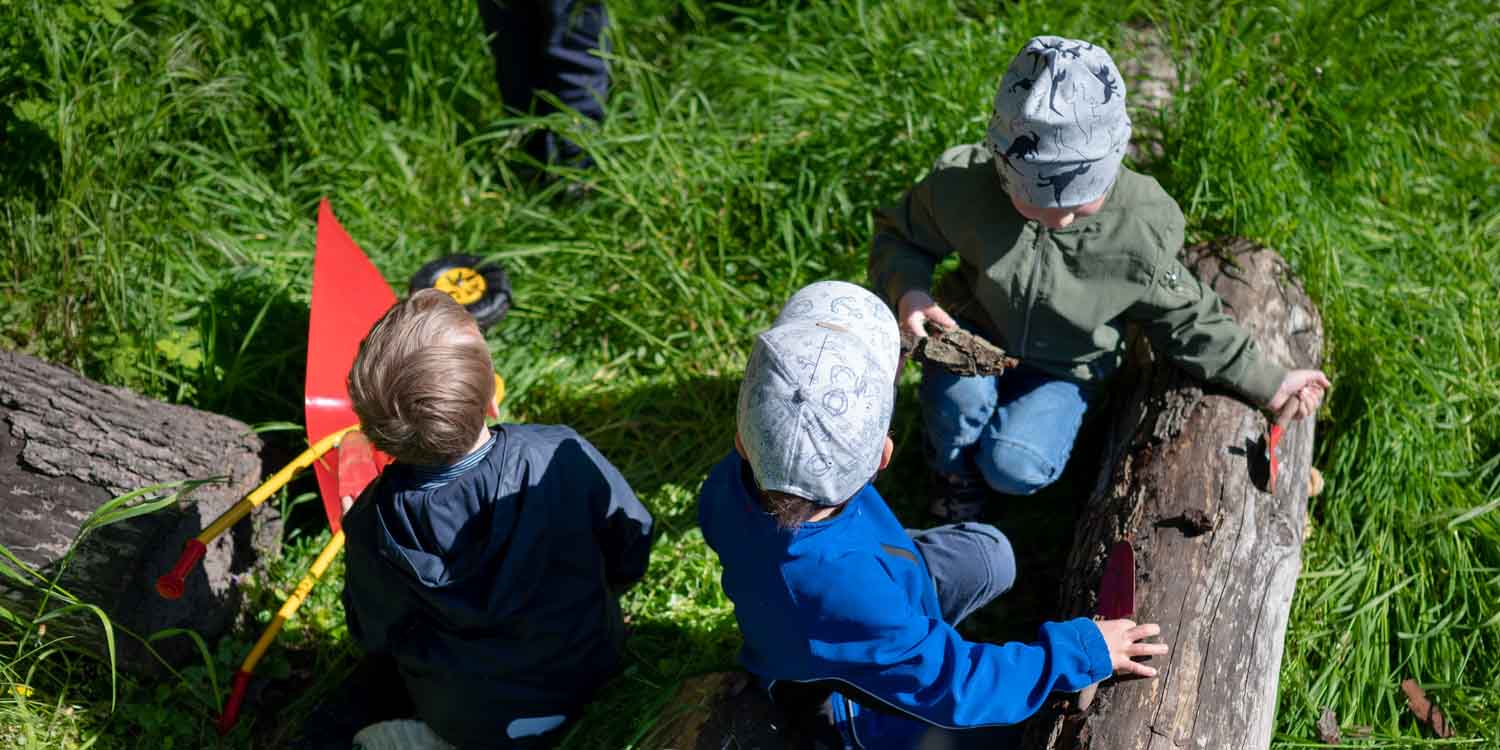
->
[1401, 679, 1454, 738]
[901, 327, 1019, 377]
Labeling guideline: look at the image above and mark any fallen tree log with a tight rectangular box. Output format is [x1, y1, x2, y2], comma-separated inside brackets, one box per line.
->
[1023, 238, 1325, 750]
[0, 349, 281, 672]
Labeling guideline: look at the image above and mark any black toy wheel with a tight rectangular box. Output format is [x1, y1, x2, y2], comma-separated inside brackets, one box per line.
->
[409, 255, 512, 331]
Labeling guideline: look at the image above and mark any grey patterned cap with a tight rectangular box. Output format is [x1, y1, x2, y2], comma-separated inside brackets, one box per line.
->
[985, 36, 1130, 208]
[738, 281, 900, 507]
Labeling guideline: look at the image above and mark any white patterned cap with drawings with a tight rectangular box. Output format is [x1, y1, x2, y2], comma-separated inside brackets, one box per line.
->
[738, 281, 901, 507]
[985, 35, 1131, 208]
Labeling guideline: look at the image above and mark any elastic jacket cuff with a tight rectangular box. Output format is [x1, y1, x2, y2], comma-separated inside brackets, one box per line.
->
[1066, 617, 1115, 685]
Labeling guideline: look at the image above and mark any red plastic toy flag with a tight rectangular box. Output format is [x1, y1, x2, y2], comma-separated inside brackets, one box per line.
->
[305, 199, 396, 531]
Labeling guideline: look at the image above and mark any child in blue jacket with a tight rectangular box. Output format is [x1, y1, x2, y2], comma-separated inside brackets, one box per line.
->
[699, 281, 1167, 748]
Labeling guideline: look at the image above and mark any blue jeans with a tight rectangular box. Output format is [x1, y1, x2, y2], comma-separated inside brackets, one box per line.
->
[919, 352, 1092, 496]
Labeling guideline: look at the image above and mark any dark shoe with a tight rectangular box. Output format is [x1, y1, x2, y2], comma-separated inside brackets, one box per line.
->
[929, 472, 987, 523]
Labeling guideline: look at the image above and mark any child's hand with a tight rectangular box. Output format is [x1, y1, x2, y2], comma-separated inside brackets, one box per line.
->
[1095, 619, 1168, 677]
[896, 290, 957, 340]
[1266, 369, 1331, 420]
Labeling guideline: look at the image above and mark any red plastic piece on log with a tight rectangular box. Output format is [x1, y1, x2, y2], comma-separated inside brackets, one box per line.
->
[1096, 540, 1136, 620]
[1268, 424, 1286, 489]
[216, 670, 253, 735]
[1266, 400, 1298, 491]
[306, 199, 397, 532]
[155, 538, 207, 600]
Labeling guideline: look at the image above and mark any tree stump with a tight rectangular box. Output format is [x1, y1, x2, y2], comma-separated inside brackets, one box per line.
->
[1024, 238, 1324, 750]
[0, 349, 281, 672]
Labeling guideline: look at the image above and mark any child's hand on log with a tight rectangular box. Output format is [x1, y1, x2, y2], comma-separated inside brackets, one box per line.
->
[1267, 369, 1331, 420]
[1096, 620, 1168, 678]
[897, 289, 957, 340]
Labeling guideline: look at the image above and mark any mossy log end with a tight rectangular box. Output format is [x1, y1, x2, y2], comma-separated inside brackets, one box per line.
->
[0, 349, 281, 672]
[1024, 237, 1325, 750]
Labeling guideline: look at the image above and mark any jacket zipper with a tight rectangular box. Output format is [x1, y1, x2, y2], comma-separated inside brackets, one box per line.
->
[1018, 228, 1045, 358]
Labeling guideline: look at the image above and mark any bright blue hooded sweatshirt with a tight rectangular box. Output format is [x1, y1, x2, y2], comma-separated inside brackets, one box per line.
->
[698, 452, 1112, 748]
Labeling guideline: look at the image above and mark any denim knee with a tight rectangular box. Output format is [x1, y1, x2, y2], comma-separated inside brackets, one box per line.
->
[975, 436, 1064, 495]
[919, 366, 999, 475]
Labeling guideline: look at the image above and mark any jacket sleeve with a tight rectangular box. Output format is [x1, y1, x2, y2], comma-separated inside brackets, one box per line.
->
[341, 507, 401, 655]
[801, 557, 1113, 728]
[1124, 211, 1285, 405]
[572, 434, 655, 589]
[869, 169, 958, 308]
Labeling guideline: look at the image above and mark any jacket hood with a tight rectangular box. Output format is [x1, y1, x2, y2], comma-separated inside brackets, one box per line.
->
[367, 428, 545, 628]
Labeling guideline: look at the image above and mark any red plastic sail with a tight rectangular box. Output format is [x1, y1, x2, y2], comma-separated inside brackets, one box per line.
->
[1096, 540, 1136, 620]
[306, 199, 396, 530]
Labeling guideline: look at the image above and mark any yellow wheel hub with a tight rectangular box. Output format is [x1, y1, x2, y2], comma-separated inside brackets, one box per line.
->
[435, 267, 486, 306]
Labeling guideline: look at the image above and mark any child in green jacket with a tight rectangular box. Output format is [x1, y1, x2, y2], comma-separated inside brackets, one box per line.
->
[869, 35, 1329, 521]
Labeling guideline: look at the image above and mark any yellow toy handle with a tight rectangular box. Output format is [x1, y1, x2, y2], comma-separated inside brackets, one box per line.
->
[155, 424, 359, 600]
[217, 530, 346, 735]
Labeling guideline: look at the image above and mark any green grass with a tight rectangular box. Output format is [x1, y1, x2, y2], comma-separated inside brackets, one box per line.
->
[1, 0, 1497, 747]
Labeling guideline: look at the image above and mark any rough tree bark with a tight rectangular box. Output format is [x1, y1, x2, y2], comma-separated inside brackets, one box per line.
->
[1023, 238, 1324, 750]
[0, 348, 281, 672]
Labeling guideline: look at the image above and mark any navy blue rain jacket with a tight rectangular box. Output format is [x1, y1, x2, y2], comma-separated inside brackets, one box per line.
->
[341, 425, 654, 748]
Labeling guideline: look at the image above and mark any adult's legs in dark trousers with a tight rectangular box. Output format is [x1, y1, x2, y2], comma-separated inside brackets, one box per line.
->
[477, 0, 609, 166]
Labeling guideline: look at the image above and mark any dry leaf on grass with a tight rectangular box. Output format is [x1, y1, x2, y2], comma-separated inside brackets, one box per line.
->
[1316, 707, 1341, 744]
[1401, 678, 1455, 738]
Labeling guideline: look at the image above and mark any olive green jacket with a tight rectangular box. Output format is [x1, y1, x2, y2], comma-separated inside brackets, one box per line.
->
[869, 144, 1284, 405]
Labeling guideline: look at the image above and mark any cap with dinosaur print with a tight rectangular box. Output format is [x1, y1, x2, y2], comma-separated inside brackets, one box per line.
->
[985, 35, 1131, 209]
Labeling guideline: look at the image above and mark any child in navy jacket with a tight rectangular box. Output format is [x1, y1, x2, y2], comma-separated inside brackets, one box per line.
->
[698, 281, 1166, 748]
[339, 290, 654, 749]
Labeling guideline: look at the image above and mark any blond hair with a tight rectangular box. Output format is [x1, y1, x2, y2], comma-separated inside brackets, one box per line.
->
[348, 289, 494, 465]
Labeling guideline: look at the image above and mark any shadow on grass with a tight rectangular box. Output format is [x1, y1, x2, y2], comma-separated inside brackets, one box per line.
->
[521, 372, 741, 535]
[0, 104, 61, 211]
[189, 267, 310, 427]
